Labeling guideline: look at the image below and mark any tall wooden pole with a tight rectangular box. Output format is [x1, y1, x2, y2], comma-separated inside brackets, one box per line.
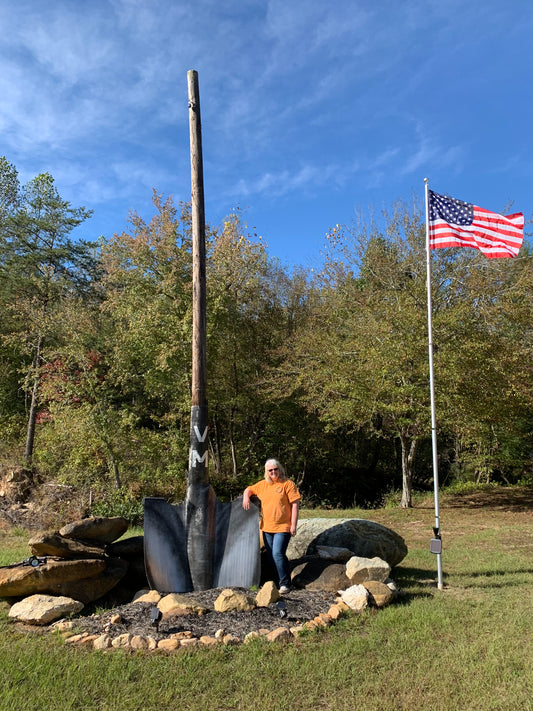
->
[186, 69, 212, 591]
[188, 69, 207, 412]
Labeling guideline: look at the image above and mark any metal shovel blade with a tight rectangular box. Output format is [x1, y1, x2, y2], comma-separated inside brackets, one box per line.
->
[143, 494, 260, 592]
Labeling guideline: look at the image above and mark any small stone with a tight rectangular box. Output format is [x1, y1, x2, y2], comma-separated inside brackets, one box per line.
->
[200, 636, 219, 646]
[290, 625, 305, 636]
[214, 628, 226, 639]
[326, 604, 344, 620]
[52, 620, 76, 631]
[111, 633, 132, 649]
[109, 613, 122, 624]
[157, 638, 179, 651]
[130, 635, 149, 650]
[180, 638, 199, 648]
[170, 631, 195, 641]
[222, 634, 242, 646]
[265, 627, 292, 642]
[93, 634, 112, 650]
[133, 590, 161, 605]
[244, 631, 261, 643]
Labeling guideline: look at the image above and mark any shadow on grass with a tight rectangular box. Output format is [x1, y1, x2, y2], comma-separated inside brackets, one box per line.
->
[443, 486, 533, 511]
[388, 565, 437, 604]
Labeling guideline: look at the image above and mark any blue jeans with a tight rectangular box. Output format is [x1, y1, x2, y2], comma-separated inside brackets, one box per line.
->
[262, 531, 292, 588]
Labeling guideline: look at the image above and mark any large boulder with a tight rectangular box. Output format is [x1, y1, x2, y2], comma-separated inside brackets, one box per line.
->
[0, 558, 106, 598]
[288, 518, 407, 567]
[60, 516, 129, 544]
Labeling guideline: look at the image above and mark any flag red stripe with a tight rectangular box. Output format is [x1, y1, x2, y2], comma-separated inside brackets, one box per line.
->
[429, 204, 524, 258]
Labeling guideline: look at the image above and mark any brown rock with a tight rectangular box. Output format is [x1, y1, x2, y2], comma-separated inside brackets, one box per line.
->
[362, 580, 395, 608]
[265, 627, 292, 642]
[28, 532, 107, 559]
[111, 633, 132, 649]
[0, 558, 106, 598]
[93, 634, 112, 650]
[200, 635, 220, 646]
[222, 634, 242, 646]
[255, 581, 280, 607]
[60, 517, 129, 544]
[133, 590, 161, 605]
[157, 638, 179, 651]
[314, 612, 332, 626]
[214, 589, 255, 613]
[326, 604, 346, 620]
[8, 594, 84, 625]
[158, 593, 208, 616]
[130, 635, 149, 650]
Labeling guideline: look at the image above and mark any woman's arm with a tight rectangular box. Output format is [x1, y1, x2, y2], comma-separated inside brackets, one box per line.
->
[242, 487, 252, 510]
[290, 501, 299, 536]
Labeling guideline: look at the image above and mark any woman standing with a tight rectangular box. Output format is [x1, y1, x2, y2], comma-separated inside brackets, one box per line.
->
[242, 458, 300, 594]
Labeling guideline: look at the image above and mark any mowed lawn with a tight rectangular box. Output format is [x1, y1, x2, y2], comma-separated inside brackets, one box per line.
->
[0, 487, 532, 711]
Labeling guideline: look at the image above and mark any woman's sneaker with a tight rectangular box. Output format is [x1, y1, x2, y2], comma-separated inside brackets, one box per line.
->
[279, 585, 291, 594]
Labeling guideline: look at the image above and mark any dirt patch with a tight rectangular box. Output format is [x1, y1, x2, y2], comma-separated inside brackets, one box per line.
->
[71, 588, 338, 641]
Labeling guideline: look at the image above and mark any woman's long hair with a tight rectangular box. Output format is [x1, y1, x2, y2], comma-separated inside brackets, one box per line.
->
[264, 458, 287, 483]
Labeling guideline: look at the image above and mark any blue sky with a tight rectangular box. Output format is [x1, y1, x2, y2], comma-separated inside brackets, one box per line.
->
[1, 0, 531, 269]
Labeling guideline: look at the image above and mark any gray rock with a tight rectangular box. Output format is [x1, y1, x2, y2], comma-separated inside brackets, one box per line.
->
[291, 558, 350, 592]
[315, 545, 354, 562]
[288, 518, 407, 567]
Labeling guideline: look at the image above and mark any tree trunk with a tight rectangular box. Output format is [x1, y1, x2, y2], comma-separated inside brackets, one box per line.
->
[24, 336, 44, 467]
[399, 433, 418, 508]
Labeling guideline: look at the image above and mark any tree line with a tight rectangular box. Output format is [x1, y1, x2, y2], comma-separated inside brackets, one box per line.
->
[1, 156, 532, 511]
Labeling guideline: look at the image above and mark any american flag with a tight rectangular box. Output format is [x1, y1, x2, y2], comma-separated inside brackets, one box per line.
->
[428, 190, 524, 258]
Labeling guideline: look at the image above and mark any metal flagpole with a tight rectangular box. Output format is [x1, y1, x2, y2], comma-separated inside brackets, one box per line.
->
[424, 178, 444, 590]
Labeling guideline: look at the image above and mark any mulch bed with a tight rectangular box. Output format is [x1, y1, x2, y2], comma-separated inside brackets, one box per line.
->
[73, 588, 338, 641]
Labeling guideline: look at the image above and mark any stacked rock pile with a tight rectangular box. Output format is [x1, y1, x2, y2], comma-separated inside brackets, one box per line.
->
[0, 516, 146, 605]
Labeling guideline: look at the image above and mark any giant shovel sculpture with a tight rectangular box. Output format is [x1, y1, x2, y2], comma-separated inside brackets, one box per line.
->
[143, 71, 260, 592]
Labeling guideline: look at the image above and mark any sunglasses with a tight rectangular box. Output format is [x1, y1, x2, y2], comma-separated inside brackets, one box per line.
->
[268, 468, 279, 473]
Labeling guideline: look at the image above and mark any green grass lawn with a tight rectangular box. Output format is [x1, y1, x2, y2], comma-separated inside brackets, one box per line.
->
[0, 487, 532, 711]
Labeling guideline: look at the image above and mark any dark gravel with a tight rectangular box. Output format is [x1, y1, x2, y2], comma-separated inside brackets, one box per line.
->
[74, 588, 337, 641]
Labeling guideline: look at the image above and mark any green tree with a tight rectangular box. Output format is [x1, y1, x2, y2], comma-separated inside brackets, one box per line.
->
[0, 166, 94, 467]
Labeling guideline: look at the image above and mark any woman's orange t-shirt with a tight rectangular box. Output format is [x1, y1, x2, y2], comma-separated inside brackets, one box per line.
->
[248, 479, 301, 533]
